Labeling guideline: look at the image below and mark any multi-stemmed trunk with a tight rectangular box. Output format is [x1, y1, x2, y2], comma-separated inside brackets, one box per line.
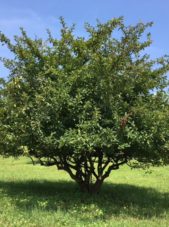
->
[39, 153, 128, 194]
[77, 179, 103, 194]
[62, 155, 127, 194]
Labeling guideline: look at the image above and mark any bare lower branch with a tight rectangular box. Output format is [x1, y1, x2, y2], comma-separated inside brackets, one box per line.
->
[102, 159, 127, 180]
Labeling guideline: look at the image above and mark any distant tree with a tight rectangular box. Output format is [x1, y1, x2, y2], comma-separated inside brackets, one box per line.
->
[0, 18, 169, 193]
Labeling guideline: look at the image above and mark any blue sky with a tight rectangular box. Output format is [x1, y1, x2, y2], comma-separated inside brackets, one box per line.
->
[1, 0, 169, 78]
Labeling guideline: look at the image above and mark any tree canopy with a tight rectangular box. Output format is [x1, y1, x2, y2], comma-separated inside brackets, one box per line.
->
[0, 18, 169, 193]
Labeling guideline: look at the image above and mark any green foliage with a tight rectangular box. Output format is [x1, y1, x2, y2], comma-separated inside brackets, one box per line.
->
[0, 18, 169, 192]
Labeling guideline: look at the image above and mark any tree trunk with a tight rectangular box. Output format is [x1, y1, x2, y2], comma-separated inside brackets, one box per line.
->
[77, 179, 103, 194]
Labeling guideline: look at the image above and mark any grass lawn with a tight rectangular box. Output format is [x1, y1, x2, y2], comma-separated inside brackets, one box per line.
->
[0, 157, 168, 227]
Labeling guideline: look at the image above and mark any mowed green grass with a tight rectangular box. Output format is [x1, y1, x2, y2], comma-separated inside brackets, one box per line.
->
[0, 157, 168, 227]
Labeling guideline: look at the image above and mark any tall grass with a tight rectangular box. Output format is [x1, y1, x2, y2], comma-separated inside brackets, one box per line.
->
[0, 157, 168, 226]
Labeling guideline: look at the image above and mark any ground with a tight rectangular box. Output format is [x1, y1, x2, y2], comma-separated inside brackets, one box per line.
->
[0, 157, 168, 227]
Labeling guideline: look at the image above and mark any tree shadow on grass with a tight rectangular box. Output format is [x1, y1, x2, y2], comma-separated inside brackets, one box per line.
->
[0, 180, 168, 220]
